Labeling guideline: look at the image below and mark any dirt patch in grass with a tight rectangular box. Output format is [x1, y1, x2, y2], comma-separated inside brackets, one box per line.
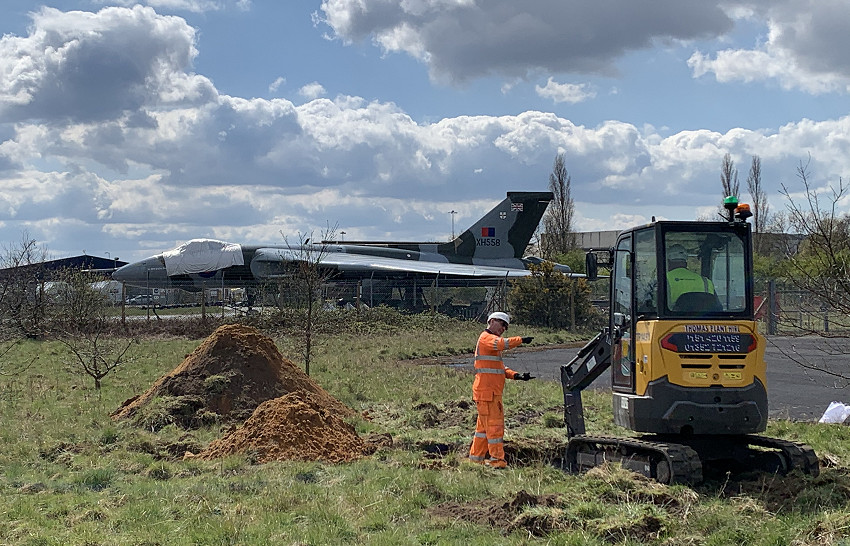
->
[428, 466, 690, 539]
[708, 466, 850, 513]
[508, 405, 556, 427]
[429, 464, 850, 539]
[428, 489, 563, 537]
[412, 400, 473, 428]
[112, 323, 353, 429]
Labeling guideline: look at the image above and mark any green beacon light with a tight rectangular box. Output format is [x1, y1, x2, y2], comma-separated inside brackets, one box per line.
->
[723, 195, 739, 221]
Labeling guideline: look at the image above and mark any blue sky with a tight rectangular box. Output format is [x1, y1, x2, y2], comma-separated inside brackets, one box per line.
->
[2, 1, 850, 261]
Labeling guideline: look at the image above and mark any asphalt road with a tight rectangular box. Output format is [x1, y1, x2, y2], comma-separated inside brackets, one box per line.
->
[447, 336, 850, 422]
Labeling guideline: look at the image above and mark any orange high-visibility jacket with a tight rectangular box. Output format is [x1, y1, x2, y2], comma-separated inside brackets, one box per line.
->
[472, 329, 523, 401]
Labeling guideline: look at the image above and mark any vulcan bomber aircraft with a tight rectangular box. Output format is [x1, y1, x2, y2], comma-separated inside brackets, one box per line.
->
[112, 191, 574, 290]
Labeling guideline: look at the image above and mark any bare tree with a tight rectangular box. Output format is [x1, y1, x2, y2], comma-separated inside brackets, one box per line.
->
[542, 152, 576, 258]
[273, 225, 339, 376]
[50, 268, 133, 390]
[746, 155, 770, 233]
[767, 209, 788, 235]
[774, 155, 850, 381]
[746, 155, 771, 253]
[0, 232, 50, 338]
[779, 157, 850, 313]
[720, 153, 739, 204]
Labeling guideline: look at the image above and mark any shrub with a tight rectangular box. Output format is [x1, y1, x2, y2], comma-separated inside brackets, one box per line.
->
[509, 262, 601, 329]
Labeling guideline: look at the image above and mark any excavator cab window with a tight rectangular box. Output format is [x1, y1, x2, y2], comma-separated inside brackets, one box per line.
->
[661, 226, 750, 317]
[609, 221, 752, 326]
[611, 235, 635, 390]
[605, 221, 752, 390]
[635, 228, 658, 317]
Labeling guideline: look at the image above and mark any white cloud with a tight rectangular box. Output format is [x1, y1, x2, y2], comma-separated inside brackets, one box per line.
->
[319, 0, 734, 84]
[0, 5, 214, 123]
[298, 82, 327, 100]
[535, 78, 596, 104]
[98, 0, 225, 13]
[319, 0, 850, 95]
[688, 0, 850, 94]
[269, 76, 286, 93]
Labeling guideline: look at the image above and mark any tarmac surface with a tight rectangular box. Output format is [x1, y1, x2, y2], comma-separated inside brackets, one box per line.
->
[446, 335, 850, 422]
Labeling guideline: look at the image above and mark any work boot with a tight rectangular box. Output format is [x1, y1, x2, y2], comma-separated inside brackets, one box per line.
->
[485, 459, 507, 469]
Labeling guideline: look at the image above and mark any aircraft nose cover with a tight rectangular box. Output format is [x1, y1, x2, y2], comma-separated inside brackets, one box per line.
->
[161, 239, 244, 275]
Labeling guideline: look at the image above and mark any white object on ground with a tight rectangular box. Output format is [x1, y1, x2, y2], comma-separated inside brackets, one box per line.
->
[818, 401, 850, 424]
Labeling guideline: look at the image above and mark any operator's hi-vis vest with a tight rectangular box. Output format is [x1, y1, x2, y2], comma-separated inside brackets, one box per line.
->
[667, 267, 716, 304]
[472, 330, 523, 401]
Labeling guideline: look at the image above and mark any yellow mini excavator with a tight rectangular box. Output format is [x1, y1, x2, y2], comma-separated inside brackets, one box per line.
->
[561, 197, 819, 485]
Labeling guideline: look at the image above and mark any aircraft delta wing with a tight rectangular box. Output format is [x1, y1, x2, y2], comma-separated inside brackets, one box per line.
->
[112, 191, 576, 289]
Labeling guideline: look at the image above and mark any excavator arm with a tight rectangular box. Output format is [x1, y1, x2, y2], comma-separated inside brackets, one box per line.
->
[560, 328, 613, 437]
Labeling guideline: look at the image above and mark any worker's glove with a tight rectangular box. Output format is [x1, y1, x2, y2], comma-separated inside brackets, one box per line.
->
[521, 336, 534, 344]
[516, 372, 535, 381]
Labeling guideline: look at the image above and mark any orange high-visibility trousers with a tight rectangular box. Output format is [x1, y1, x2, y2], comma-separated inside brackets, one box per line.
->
[468, 397, 506, 468]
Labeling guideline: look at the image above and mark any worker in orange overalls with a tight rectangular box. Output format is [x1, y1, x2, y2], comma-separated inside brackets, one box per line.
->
[468, 311, 534, 469]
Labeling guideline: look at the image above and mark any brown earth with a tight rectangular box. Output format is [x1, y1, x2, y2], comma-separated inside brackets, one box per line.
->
[113, 323, 382, 464]
[112, 323, 354, 429]
[196, 390, 368, 463]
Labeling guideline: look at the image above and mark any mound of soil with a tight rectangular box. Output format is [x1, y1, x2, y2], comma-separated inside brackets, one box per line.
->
[112, 324, 353, 429]
[195, 390, 368, 463]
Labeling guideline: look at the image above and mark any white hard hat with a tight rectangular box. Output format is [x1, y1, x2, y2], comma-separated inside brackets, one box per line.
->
[488, 311, 511, 325]
[668, 244, 687, 262]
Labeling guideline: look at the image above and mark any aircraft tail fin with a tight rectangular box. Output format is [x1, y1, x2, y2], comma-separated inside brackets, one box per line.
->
[438, 191, 553, 261]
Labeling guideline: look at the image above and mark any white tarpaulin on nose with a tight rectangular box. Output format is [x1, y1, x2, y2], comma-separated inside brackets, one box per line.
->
[162, 239, 244, 275]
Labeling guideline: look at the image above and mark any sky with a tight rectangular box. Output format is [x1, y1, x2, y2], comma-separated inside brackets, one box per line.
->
[1, 1, 850, 262]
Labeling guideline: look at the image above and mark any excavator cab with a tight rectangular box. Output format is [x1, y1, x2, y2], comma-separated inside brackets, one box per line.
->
[606, 218, 766, 435]
[562, 198, 818, 484]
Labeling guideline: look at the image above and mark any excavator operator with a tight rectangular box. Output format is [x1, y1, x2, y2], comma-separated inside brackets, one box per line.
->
[666, 244, 715, 310]
[468, 311, 534, 469]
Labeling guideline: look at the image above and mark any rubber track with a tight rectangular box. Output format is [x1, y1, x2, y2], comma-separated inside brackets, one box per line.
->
[744, 435, 820, 477]
[567, 435, 704, 485]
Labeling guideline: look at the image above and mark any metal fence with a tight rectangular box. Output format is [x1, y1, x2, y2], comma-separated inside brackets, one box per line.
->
[756, 279, 850, 335]
[124, 274, 836, 333]
[123, 278, 514, 323]
[314, 279, 511, 321]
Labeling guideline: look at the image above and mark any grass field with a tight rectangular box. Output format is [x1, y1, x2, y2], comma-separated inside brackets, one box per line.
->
[1, 310, 850, 545]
